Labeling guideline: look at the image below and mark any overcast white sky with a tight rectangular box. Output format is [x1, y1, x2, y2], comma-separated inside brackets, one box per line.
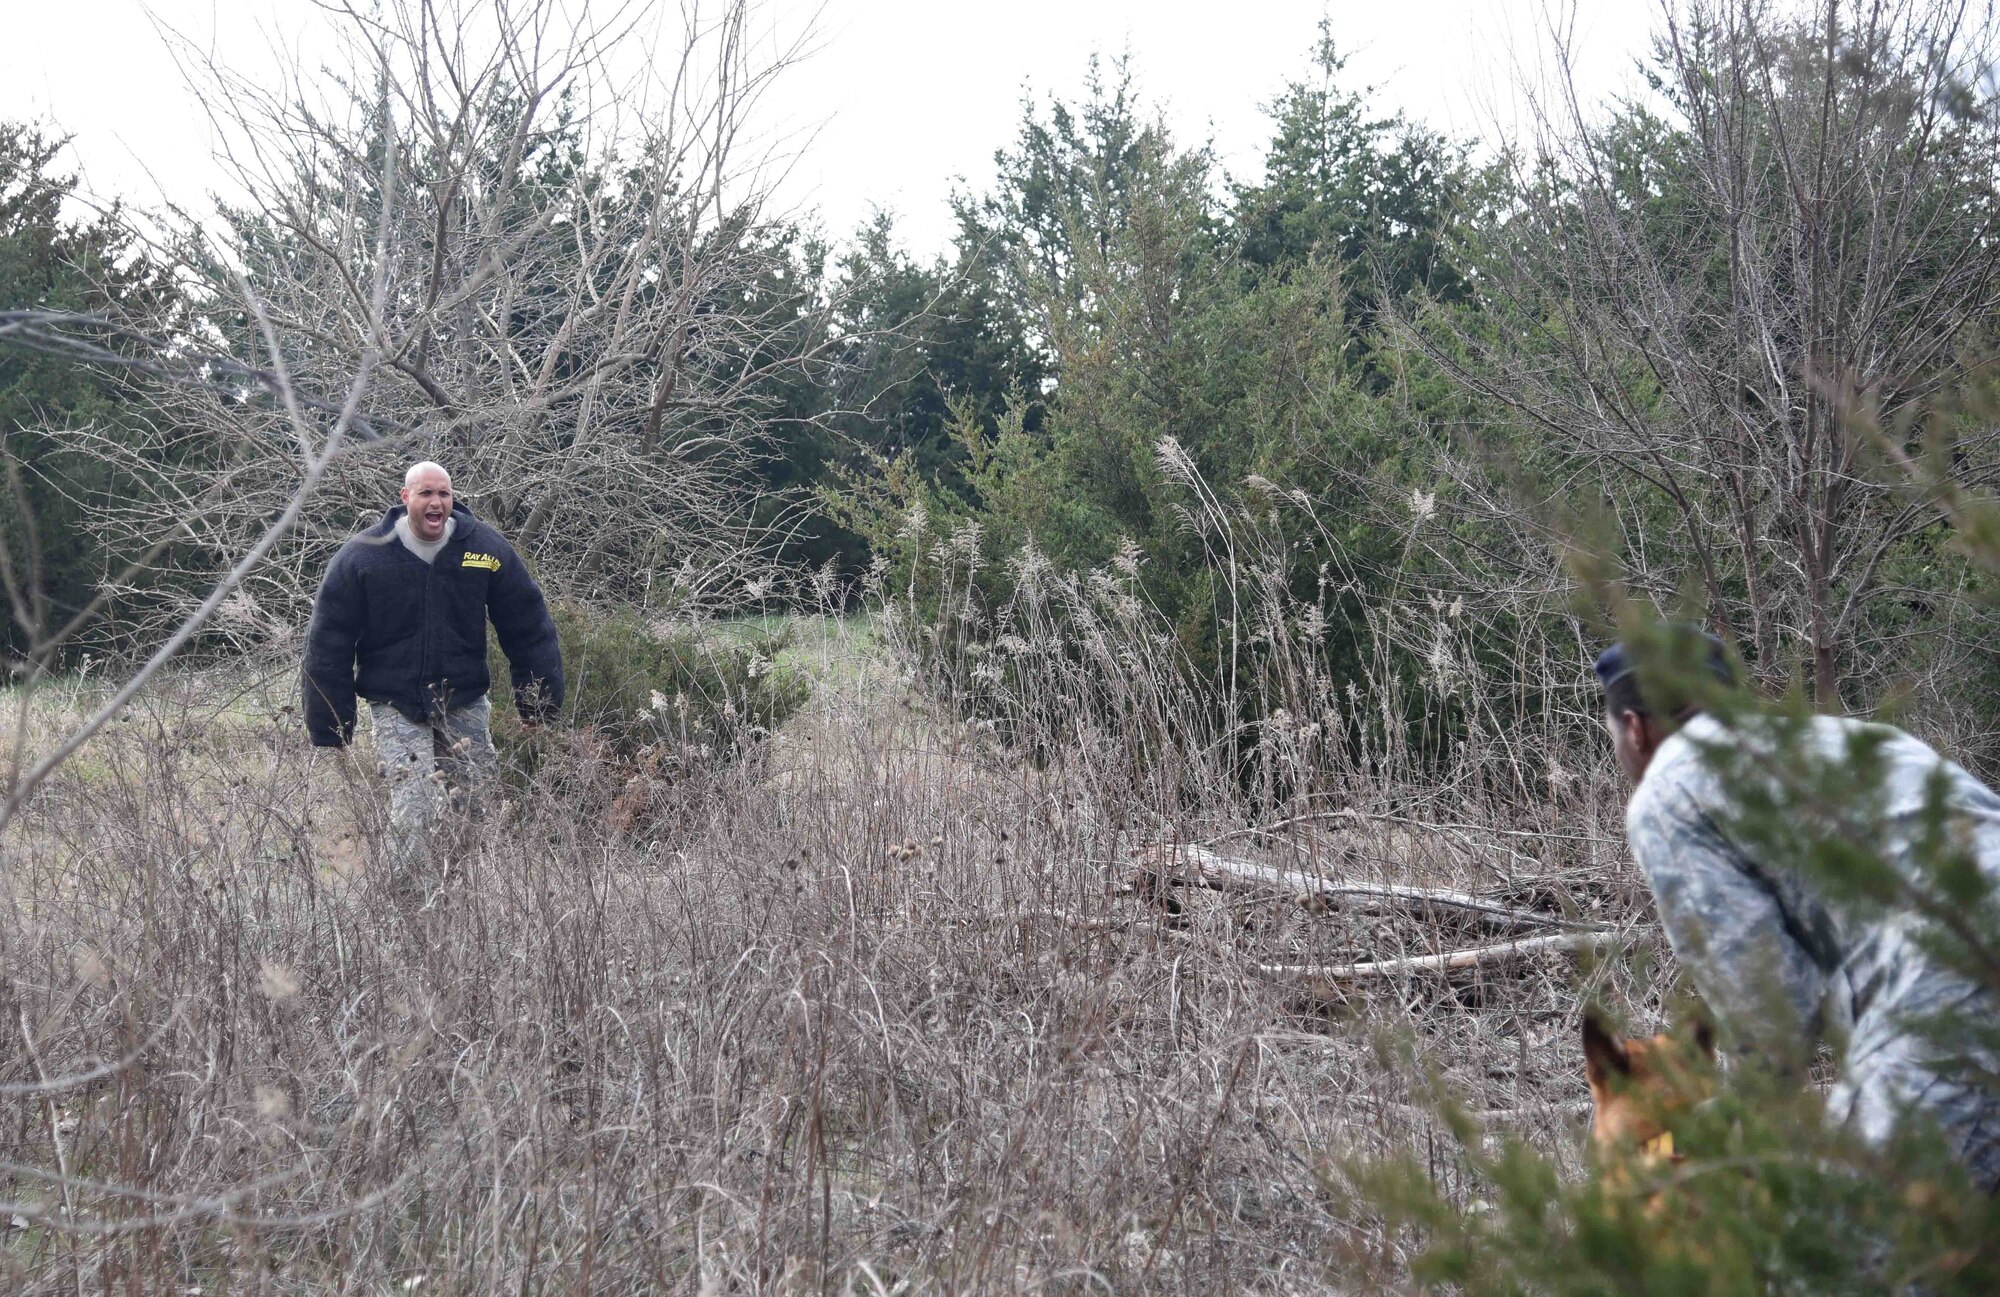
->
[0, 1, 1662, 254]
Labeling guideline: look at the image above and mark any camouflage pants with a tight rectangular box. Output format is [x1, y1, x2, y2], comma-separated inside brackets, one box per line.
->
[367, 697, 496, 895]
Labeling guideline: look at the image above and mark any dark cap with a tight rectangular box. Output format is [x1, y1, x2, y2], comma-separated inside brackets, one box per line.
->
[1595, 629, 1735, 713]
[1592, 642, 1634, 689]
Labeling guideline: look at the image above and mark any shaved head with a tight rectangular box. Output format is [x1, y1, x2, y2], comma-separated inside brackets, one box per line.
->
[400, 462, 455, 542]
[404, 460, 451, 489]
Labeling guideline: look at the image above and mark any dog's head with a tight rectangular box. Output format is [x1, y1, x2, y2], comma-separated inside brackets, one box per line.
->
[1582, 1010, 1716, 1166]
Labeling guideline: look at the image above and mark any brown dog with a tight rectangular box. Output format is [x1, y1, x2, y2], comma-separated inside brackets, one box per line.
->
[1583, 1011, 1717, 1174]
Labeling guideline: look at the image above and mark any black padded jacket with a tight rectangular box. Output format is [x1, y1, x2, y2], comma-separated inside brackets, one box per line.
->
[301, 502, 563, 746]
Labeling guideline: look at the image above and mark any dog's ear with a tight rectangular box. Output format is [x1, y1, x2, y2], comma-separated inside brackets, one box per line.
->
[1689, 1015, 1716, 1060]
[1582, 1009, 1631, 1087]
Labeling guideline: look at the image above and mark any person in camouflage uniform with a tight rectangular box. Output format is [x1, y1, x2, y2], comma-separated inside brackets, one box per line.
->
[1598, 636, 2000, 1191]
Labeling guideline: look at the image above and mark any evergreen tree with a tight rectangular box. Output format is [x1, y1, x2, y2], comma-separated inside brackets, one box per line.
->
[1232, 23, 1473, 374]
[0, 125, 177, 661]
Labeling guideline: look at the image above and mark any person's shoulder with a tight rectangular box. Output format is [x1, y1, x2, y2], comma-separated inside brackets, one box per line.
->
[329, 516, 397, 566]
[1792, 713, 1952, 784]
[1654, 713, 1727, 784]
[1625, 715, 1725, 838]
[342, 526, 390, 549]
[1806, 711, 1927, 752]
[1809, 713, 1999, 812]
[454, 513, 521, 558]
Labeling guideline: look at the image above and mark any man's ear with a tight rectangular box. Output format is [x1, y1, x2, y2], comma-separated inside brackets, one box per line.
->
[1582, 1009, 1631, 1088]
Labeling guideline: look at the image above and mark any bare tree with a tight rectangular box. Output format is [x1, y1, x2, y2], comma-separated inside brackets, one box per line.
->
[74, 0, 838, 647]
[0, 75, 405, 836]
[1406, 0, 2000, 711]
[3, 0, 838, 809]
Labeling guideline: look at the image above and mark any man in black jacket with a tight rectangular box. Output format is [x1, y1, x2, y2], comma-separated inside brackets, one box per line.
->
[303, 462, 563, 891]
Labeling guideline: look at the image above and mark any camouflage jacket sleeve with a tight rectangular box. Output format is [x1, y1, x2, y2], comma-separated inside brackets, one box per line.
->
[1625, 722, 1832, 1077]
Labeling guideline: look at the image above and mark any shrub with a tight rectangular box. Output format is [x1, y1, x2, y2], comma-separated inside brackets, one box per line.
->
[488, 600, 808, 781]
[1351, 1080, 2000, 1295]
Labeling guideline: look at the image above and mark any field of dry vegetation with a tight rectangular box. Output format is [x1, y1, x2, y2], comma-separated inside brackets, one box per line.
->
[10, 0, 2000, 1287]
[0, 615, 1672, 1294]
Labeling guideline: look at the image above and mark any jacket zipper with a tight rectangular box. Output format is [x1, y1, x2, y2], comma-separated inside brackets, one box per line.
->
[420, 552, 437, 712]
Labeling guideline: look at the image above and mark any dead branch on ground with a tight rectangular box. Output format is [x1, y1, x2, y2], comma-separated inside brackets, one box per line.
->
[1129, 842, 1592, 933]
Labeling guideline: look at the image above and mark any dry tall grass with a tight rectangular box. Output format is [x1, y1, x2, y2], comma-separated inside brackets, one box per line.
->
[0, 614, 1669, 1293]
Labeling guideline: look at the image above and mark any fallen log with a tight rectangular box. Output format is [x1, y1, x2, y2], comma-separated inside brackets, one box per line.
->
[1130, 843, 1580, 932]
[1249, 929, 1623, 981]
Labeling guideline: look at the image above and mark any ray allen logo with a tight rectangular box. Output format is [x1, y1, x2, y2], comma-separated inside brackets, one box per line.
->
[461, 552, 502, 572]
